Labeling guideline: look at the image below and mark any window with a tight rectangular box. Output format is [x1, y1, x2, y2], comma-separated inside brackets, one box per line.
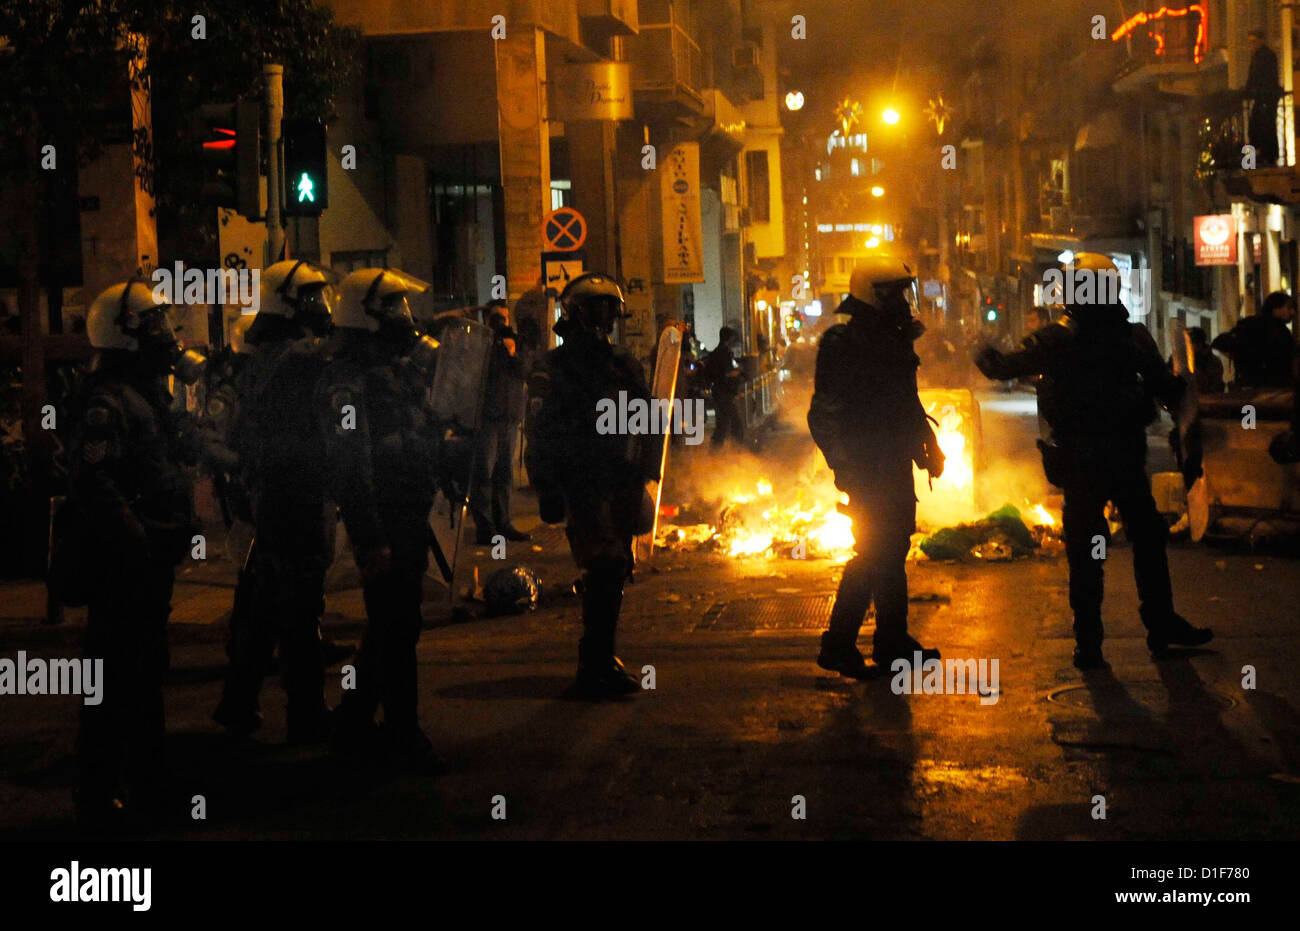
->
[745, 149, 770, 223]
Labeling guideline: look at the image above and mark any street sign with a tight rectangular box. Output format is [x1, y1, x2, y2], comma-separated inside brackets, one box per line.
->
[542, 206, 587, 251]
[542, 249, 585, 294]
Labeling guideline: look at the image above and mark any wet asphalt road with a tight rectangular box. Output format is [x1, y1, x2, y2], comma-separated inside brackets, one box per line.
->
[1, 390, 1298, 840]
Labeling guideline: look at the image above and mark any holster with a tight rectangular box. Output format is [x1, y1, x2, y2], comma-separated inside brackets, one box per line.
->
[1037, 438, 1069, 488]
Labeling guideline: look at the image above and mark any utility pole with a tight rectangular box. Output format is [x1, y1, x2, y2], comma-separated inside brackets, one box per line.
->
[264, 64, 285, 264]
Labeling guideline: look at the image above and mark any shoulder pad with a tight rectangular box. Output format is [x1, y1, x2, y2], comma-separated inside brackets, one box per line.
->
[1025, 318, 1076, 353]
[820, 323, 851, 345]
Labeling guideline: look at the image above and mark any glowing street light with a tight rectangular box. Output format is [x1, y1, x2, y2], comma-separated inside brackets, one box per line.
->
[882, 107, 901, 125]
[865, 236, 881, 248]
[870, 185, 885, 197]
[785, 90, 805, 111]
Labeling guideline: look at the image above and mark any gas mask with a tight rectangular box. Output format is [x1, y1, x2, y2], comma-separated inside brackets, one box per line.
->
[364, 283, 416, 349]
[406, 331, 441, 378]
[294, 281, 334, 337]
[136, 305, 207, 383]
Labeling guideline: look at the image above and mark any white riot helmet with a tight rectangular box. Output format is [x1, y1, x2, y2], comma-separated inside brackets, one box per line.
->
[334, 267, 430, 340]
[847, 255, 918, 311]
[87, 280, 164, 351]
[1067, 252, 1117, 274]
[85, 279, 206, 382]
[257, 259, 333, 335]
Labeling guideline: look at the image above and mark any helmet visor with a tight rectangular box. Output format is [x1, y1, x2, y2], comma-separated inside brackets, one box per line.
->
[380, 293, 413, 324]
[297, 282, 334, 318]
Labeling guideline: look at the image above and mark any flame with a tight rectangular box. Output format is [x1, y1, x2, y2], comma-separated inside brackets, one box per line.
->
[717, 478, 856, 561]
[933, 407, 974, 491]
[1030, 503, 1056, 527]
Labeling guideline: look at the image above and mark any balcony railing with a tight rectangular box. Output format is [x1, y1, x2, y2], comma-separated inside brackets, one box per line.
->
[1112, 4, 1205, 86]
[1198, 91, 1292, 176]
[626, 21, 705, 105]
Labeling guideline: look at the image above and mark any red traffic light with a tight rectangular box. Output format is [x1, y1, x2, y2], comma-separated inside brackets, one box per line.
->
[203, 128, 236, 150]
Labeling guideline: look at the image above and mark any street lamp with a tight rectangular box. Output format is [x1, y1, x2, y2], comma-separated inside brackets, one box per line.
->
[785, 90, 805, 111]
[871, 185, 885, 197]
[882, 107, 901, 125]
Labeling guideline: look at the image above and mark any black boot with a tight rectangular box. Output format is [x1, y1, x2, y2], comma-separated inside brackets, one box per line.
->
[575, 657, 641, 699]
[1147, 613, 1213, 655]
[816, 632, 874, 679]
[872, 634, 940, 666]
[380, 723, 444, 775]
[1072, 643, 1108, 670]
[574, 570, 638, 699]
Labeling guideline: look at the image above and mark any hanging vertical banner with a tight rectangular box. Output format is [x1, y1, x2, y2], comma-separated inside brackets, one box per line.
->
[660, 143, 704, 283]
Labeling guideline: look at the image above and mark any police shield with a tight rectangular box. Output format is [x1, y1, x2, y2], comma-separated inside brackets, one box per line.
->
[634, 325, 684, 563]
[430, 319, 495, 432]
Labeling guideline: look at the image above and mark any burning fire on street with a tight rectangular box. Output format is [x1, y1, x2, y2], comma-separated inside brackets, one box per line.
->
[653, 390, 1062, 563]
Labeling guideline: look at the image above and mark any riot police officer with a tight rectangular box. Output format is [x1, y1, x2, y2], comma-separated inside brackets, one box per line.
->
[199, 313, 252, 529]
[214, 260, 338, 743]
[68, 279, 206, 829]
[810, 257, 946, 679]
[318, 268, 442, 769]
[526, 273, 659, 699]
[975, 253, 1212, 668]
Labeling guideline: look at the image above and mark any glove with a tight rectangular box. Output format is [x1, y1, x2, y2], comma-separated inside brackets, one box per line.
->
[538, 493, 566, 525]
[917, 428, 945, 479]
[974, 346, 1002, 378]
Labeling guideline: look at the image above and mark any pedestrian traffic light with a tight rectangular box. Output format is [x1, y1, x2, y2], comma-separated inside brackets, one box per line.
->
[195, 101, 261, 219]
[282, 119, 328, 217]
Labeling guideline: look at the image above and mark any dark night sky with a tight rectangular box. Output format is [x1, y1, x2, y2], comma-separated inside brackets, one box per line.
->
[762, 0, 1112, 116]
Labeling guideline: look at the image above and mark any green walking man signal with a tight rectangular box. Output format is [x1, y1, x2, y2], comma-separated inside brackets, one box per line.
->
[282, 119, 328, 217]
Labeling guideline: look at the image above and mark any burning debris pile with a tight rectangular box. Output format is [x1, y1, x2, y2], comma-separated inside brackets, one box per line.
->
[917, 503, 1063, 562]
[655, 476, 856, 561]
[650, 387, 1061, 564]
[655, 478, 1063, 564]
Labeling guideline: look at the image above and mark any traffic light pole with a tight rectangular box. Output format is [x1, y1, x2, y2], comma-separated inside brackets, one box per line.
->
[264, 63, 285, 264]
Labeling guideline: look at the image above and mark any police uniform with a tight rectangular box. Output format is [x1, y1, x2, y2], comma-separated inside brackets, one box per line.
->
[68, 351, 197, 818]
[319, 330, 440, 745]
[976, 294, 1212, 663]
[527, 317, 659, 695]
[219, 325, 335, 740]
[809, 301, 940, 670]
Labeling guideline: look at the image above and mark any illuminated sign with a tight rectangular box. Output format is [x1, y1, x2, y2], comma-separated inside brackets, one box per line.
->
[1193, 213, 1236, 266]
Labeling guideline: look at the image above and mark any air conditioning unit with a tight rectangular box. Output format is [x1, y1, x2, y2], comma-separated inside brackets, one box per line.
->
[732, 44, 759, 70]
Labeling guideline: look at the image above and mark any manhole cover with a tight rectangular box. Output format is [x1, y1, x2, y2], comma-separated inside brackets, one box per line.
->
[1046, 681, 1236, 714]
[697, 594, 838, 631]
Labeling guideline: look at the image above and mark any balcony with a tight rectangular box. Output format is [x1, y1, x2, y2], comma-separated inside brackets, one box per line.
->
[626, 19, 706, 118]
[1111, 4, 1209, 95]
[1199, 90, 1300, 204]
